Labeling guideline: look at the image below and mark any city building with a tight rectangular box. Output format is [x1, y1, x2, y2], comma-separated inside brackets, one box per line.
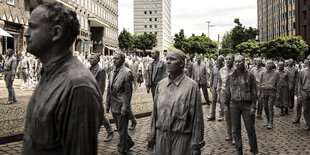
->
[134, 0, 172, 54]
[257, 0, 296, 42]
[296, 0, 310, 49]
[0, 0, 118, 55]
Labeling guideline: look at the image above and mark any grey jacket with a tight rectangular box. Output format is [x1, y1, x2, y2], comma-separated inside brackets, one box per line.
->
[106, 64, 133, 113]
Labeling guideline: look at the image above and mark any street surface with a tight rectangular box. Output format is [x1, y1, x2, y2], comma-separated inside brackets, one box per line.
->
[0, 79, 310, 154]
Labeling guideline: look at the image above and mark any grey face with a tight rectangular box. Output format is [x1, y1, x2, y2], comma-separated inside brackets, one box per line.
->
[234, 56, 244, 70]
[266, 60, 274, 70]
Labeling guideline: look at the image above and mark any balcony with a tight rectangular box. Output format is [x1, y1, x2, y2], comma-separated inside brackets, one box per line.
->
[40, 0, 75, 10]
[89, 17, 110, 28]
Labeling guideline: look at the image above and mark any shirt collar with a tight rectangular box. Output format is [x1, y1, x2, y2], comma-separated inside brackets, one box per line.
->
[167, 72, 186, 87]
[41, 50, 72, 76]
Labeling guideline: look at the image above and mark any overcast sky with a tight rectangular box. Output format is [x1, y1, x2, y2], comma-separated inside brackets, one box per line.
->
[118, 0, 257, 41]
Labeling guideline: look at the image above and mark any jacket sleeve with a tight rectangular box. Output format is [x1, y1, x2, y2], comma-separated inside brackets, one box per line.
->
[121, 71, 133, 112]
[224, 75, 231, 105]
[11, 58, 17, 76]
[190, 85, 204, 152]
[250, 73, 257, 109]
[106, 77, 111, 111]
[149, 84, 159, 142]
[210, 67, 214, 88]
[98, 69, 106, 95]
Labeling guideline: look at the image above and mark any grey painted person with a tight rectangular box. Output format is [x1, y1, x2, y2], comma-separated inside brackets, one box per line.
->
[192, 55, 211, 106]
[296, 55, 310, 131]
[275, 62, 290, 116]
[260, 60, 280, 129]
[3, 49, 17, 104]
[106, 51, 135, 154]
[224, 55, 258, 155]
[293, 59, 308, 124]
[89, 53, 114, 142]
[250, 57, 266, 120]
[22, 3, 102, 154]
[147, 49, 205, 155]
[285, 58, 298, 110]
[208, 55, 224, 121]
[145, 50, 167, 99]
[217, 54, 235, 144]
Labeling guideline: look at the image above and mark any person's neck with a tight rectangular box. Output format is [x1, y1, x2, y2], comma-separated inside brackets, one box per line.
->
[235, 67, 244, 74]
[153, 57, 158, 62]
[227, 65, 233, 69]
[169, 71, 183, 80]
[40, 46, 69, 66]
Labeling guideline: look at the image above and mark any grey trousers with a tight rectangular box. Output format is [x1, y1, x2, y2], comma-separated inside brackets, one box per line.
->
[210, 88, 224, 117]
[256, 88, 263, 117]
[4, 72, 16, 102]
[295, 97, 303, 121]
[301, 90, 310, 128]
[155, 129, 195, 155]
[101, 114, 113, 134]
[199, 84, 211, 105]
[262, 89, 276, 125]
[289, 87, 295, 109]
[230, 102, 258, 155]
[112, 113, 134, 153]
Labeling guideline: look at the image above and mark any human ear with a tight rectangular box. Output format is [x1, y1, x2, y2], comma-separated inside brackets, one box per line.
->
[52, 25, 63, 42]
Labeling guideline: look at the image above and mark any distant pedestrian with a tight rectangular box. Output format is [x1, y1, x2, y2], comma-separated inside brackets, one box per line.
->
[3, 49, 17, 105]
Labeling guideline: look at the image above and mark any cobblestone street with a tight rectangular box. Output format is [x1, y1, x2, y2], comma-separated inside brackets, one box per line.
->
[1, 79, 310, 154]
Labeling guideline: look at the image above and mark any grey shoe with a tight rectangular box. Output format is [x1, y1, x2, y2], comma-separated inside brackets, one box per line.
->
[104, 132, 114, 142]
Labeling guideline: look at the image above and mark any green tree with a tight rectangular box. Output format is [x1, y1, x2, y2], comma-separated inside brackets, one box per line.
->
[236, 40, 260, 57]
[261, 36, 308, 60]
[118, 28, 134, 52]
[231, 18, 259, 51]
[221, 31, 233, 50]
[173, 29, 187, 52]
[187, 35, 217, 55]
[134, 33, 157, 52]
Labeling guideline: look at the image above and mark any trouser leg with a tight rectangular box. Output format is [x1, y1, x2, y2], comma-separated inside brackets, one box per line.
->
[268, 94, 275, 125]
[230, 106, 242, 155]
[257, 90, 263, 117]
[112, 113, 134, 153]
[225, 106, 232, 138]
[151, 84, 157, 99]
[128, 110, 137, 123]
[262, 92, 270, 124]
[101, 114, 113, 134]
[241, 106, 258, 154]
[302, 92, 310, 128]
[210, 88, 217, 117]
[289, 88, 295, 109]
[5, 74, 13, 101]
[200, 84, 210, 105]
[296, 98, 303, 121]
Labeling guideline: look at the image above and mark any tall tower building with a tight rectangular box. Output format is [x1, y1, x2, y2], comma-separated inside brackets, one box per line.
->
[257, 0, 296, 42]
[296, 0, 310, 49]
[134, 0, 172, 53]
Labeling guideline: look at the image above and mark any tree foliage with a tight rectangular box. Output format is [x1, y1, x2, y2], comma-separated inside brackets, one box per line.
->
[260, 36, 308, 60]
[236, 40, 260, 57]
[133, 33, 157, 52]
[231, 18, 259, 51]
[187, 35, 217, 55]
[173, 29, 217, 55]
[118, 28, 134, 52]
[221, 31, 233, 50]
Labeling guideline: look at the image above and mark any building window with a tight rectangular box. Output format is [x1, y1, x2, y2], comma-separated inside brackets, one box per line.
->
[150, 25, 152, 28]
[7, 0, 14, 5]
[144, 5, 147, 8]
[155, 25, 157, 28]
[144, 18, 147, 22]
[144, 25, 147, 28]
[81, 16, 84, 30]
[85, 17, 88, 31]
[154, 10, 158, 14]
[154, 18, 157, 21]
[149, 11, 152, 14]
[144, 11, 147, 14]
[155, 32, 157, 35]
[149, 18, 152, 21]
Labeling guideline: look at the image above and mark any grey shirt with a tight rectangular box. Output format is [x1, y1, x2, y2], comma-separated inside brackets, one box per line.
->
[192, 62, 208, 85]
[22, 51, 102, 155]
[149, 73, 204, 148]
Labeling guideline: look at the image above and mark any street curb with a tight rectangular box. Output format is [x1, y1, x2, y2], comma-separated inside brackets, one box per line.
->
[0, 102, 207, 144]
